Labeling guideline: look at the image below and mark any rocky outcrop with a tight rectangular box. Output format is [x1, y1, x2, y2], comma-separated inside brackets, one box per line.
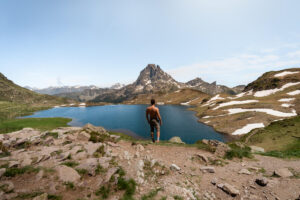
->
[169, 136, 185, 144]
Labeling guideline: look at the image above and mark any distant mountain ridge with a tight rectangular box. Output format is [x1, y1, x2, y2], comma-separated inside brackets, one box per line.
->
[0, 72, 70, 104]
[90, 64, 243, 103]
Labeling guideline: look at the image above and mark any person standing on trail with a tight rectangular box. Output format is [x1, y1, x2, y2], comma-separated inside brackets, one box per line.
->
[146, 99, 162, 143]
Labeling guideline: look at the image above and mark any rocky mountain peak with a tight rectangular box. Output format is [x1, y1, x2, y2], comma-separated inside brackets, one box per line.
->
[135, 64, 176, 86]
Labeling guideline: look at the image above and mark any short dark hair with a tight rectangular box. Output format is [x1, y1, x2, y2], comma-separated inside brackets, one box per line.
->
[151, 99, 155, 105]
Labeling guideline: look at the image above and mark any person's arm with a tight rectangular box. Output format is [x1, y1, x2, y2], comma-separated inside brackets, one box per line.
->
[146, 109, 150, 124]
[157, 108, 162, 126]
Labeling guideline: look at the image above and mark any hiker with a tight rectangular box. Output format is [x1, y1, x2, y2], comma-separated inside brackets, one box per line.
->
[146, 99, 162, 143]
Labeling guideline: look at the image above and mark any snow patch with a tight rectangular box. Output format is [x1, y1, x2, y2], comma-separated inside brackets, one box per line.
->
[278, 98, 295, 102]
[274, 71, 299, 77]
[232, 123, 265, 135]
[213, 100, 258, 110]
[210, 94, 224, 101]
[281, 103, 293, 108]
[287, 90, 300, 96]
[227, 108, 297, 117]
[254, 82, 300, 97]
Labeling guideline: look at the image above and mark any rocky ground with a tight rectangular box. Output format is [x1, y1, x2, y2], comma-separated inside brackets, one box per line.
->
[0, 124, 300, 200]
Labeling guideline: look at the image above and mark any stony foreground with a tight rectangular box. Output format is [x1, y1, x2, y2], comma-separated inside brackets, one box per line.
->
[0, 125, 300, 200]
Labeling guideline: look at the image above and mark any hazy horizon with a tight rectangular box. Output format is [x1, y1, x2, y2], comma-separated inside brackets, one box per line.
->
[1, 0, 300, 88]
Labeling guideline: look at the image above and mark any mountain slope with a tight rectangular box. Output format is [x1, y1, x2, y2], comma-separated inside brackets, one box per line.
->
[185, 77, 241, 95]
[194, 68, 300, 136]
[0, 72, 73, 121]
[90, 64, 240, 103]
[91, 64, 185, 103]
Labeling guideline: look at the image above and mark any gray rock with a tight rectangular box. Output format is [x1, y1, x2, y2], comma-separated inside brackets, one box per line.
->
[196, 153, 209, 163]
[0, 181, 14, 193]
[77, 131, 90, 141]
[250, 146, 265, 153]
[239, 168, 251, 175]
[211, 178, 218, 185]
[169, 136, 185, 144]
[33, 193, 48, 200]
[137, 160, 144, 171]
[200, 166, 215, 173]
[104, 167, 118, 183]
[255, 177, 268, 186]
[56, 165, 81, 183]
[135, 144, 145, 152]
[170, 164, 181, 171]
[76, 158, 99, 176]
[220, 183, 240, 197]
[274, 168, 293, 178]
[21, 158, 32, 167]
[83, 123, 108, 135]
[0, 168, 6, 177]
[85, 142, 103, 156]
[8, 161, 19, 168]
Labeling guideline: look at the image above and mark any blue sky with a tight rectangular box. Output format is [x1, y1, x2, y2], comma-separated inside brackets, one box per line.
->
[1, 0, 300, 88]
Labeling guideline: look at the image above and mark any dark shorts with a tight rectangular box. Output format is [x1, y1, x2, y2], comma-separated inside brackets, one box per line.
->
[150, 119, 160, 132]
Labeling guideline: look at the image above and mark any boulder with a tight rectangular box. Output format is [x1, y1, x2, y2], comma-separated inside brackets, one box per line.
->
[214, 143, 230, 157]
[84, 142, 103, 156]
[83, 124, 108, 135]
[274, 168, 293, 178]
[33, 193, 48, 200]
[135, 144, 145, 151]
[196, 153, 209, 163]
[169, 137, 185, 144]
[218, 183, 240, 197]
[238, 169, 251, 175]
[104, 167, 118, 183]
[255, 177, 268, 186]
[77, 131, 90, 141]
[0, 168, 6, 177]
[250, 146, 265, 153]
[56, 165, 81, 183]
[200, 166, 215, 173]
[170, 164, 181, 171]
[8, 161, 19, 168]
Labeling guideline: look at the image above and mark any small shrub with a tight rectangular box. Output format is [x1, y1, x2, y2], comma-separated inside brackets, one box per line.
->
[95, 185, 110, 199]
[195, 140, 215, 152]
[173, 196, 183, 200]
[16, 191, 44, 199]
[62, 161, 79, 168]
[95, 164, 106, 174]
[47, 194, 62, 200]
[93, 145, 105, 157]
[76, 168, 88, 175]
[64, 182, 75, 190]
[224, 144, 252, 160]
[42, 132, 58, 139]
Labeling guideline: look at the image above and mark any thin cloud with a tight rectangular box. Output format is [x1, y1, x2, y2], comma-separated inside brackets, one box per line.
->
[168, 47, 300, 87]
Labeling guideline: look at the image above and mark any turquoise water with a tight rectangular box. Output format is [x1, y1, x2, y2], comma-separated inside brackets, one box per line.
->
[24, 105, 225, 144]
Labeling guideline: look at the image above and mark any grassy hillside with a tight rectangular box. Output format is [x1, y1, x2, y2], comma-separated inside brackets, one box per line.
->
[0, 72, 74, 122]
[241, 116, 300, 158]
[0, 117, 72, 134]
[194, 68, 300, 135]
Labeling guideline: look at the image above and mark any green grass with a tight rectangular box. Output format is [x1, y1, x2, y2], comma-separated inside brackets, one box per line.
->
[15, 192, 44, 199]
[64, 182, 75, 190]
[47, 194, 63, 200]
[62, 161, 79, 168]
[224, 144, 252, 160]
[4, 165, 40, 177]
[141, 188, 162, 200]
[242, 116, 300, 158]
[0, 117, 71, 134]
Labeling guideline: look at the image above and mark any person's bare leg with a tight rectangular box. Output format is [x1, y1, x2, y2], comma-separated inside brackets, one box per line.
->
[156, 131, 160, 142]
[151, 132, 155, 143]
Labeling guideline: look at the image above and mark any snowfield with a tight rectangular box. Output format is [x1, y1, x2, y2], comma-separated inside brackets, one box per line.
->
[212, 100, 259, 110]
[227, 108, 297, 117]
[232, 123, 265, 135]
[254, 82, 300, 97]
[287, 90, 300, 96]
[274, 71, 299, 77]
[278, 98, 295, 102]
